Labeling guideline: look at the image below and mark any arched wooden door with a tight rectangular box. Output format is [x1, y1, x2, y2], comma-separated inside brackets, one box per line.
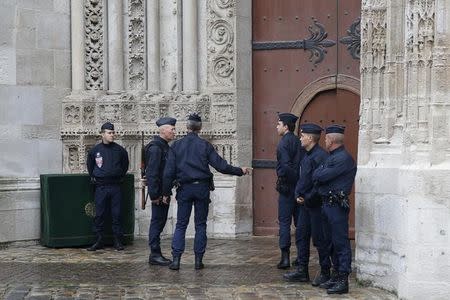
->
[299, 89, 360, 238]
[252, 0, 361, 238]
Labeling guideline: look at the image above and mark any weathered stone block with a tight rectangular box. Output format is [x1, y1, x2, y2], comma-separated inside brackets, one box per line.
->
[0, 86, 44, 125]
[54, 50, 71, 88]
[17, 0, 53, 11]
[37, 11, 70, 50]
[16, 8, 37, 49]
[0, 139, 39, 177]
[16, 49, 54, 86]
[0, 2, 16, 48]
[53, 0, 70, 14]
[43, 87, 70, 125]
[0, 47, 16, 85]
[0, 189, 40, 242]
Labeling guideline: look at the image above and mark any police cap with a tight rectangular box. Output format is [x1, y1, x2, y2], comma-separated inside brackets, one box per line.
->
[300, 123, 323, 134]
[188, 113, 202, 122]
[156, 117, 177, 127]
[325, 124, 345, 134]
[101, 122, 114, 131]
[278, 113, 298, 124]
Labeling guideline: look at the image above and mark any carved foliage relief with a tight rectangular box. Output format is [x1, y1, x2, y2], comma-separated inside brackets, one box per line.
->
[207, 0, 235, 87]
[128, 0, 146, 90]
[85, 0, 104, 90]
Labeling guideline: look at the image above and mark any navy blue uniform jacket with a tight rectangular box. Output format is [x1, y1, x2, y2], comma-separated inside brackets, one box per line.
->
[145, 136, 170, 200]
[276, 131, 304, 185]
[87, 142, 129, 184]
[162, 132, 243, 195]
[312, 146, 356, 197]
[295, 143, 328, 207]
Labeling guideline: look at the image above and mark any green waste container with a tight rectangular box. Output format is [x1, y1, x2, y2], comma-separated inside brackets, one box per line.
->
[40, 173, 135, 248]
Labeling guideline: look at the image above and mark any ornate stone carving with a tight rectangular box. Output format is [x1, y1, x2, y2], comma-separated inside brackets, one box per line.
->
[83, 105, 95, 125]
[98, 104, 120, 123]
[85, 0, 104, 90]
[128, 0, 146, 90]
[61, 91, 234, 173]
[406, 0, 435, 60]
[212, 93, 235, 124]
[212, 143, 235, 165]
[140, 104, 158, 122]
[403, 0, 435, 144]
[361, 9, 386, 71]
[196, 95, 211, 122]
[63, 105, 81, 125]
[68, 145, 80, 171]
[122, 104, 137, 123]
[207, 0, 235, 87]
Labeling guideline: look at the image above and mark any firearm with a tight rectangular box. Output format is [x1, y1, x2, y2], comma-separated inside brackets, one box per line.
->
[140, 131, 147, 210]
[327, 190, 350, 209]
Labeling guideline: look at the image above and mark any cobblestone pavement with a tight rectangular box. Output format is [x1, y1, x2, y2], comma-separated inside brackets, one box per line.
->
[0, 237, 396, 299]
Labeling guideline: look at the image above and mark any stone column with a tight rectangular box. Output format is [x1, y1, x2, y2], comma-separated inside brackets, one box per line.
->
[147, 0, 160, 91]
[182, 0, 198, 92]
[107, 0, 124, 91]
[71, 0, 85, 91]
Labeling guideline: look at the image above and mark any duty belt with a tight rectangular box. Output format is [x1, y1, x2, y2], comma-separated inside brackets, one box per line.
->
[323, 191, 350, 209]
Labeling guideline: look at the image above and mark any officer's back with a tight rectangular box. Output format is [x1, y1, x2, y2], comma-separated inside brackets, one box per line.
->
[164, 117, 243, 188]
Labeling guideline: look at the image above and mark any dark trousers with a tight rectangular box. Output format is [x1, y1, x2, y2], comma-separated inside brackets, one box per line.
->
[93, 184, 123, 236]
[172, 183, 210, 256]
[278, 190, 299, 250]
[322, 203, 352, 274]
[295, 205, 331, 270]
[148, 202, 170, 253]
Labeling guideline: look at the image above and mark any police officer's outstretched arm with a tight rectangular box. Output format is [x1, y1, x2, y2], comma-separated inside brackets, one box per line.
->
[162, 148, 176, 196]
[146, 145, 163, 200]
[206, 143, 248, 176]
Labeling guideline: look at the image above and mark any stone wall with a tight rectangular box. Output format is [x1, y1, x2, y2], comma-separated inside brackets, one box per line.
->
[357, 0, 450, 298]
[0, 0, 71, 243]
[63, 0, 253, 239]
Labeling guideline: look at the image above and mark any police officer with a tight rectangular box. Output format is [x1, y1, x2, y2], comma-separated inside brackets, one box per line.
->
[275, 113, 304, 269]
[283, 123, 330, 285]
[162, 113, 251, 270]
[312, 124, 357, 294]
[145, 117, 177, 265]
[86, 122, 129, 251]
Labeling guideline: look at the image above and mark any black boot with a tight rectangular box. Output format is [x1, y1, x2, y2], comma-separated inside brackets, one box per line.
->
[113, 236, 124, 251]
[195, 254, 204, 270]
[311, 269, 330, 287]
[169, 255, 181, 270]
[87, 236, 103, 251]
[327, 273, 349, 294]
[292, 259, 299, 267]
[319, 269, 339, 289]
[149, 252, 172, 266]
[283, 265, 309, 282]
[277, 250, 290, 269]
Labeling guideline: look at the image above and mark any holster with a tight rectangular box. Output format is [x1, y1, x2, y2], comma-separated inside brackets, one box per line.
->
[209, 176, 215, 191]
[276, 177, 290, 195]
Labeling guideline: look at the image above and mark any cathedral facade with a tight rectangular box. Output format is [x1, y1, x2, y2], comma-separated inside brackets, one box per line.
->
[0, 1, 449, 298]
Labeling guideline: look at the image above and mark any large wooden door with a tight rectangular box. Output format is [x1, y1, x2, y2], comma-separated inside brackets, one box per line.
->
[252, 0, 360, 238]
